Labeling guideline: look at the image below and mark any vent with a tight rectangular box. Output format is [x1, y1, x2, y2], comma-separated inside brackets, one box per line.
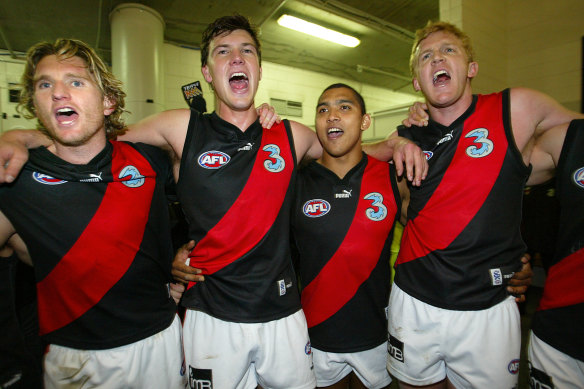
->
[270, 98, 303, 117]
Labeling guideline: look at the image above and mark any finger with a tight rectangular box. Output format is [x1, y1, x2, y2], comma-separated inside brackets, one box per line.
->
[0, 149, 28, 183]
[393, 150, 404, 177]
[514, 294, 526, 303]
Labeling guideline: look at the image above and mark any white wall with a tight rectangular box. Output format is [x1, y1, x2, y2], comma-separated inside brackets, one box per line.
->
[0, 54, 34, 132]
[163, 43, 420, 141]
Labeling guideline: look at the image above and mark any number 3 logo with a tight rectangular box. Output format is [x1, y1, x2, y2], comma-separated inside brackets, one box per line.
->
[364, 192, 387, 221]
[465, 128, 493, 158]
[263, 144, 285, 172]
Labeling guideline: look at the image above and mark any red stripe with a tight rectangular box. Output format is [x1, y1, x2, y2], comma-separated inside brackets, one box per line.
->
[397, 94, 507, 265]
[187, 122, 293, 289]
[537, 249, 584, 311]
[301, 157, 396, 327]
[37, 142, 156, 335]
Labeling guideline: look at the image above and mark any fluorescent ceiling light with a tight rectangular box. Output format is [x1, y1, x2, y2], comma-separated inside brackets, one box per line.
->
[277, 14, 360, 48]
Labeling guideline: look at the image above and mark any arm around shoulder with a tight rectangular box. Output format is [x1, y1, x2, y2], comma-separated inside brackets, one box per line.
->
[289, 120, 322, 163]
[0, 129, 51, 183]
[527, 122, 568, 185]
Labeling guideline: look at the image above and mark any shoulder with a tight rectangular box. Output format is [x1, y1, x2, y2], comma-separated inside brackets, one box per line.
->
[289, 120, 321, 161]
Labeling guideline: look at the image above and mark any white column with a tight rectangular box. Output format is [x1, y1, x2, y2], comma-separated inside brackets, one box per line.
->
[110, 3, 165, 123]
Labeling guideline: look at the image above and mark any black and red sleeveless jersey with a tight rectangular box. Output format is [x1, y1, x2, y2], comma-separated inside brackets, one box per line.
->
[396, 90, 530, 310]
[292, 155, 400, 352]
[0, 141, 176, 350]
[177, 110, 301, 322]
[532, 119, 584, 361]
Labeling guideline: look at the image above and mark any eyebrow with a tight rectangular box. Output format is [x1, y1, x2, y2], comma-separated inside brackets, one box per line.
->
[316, 98, 355, 109]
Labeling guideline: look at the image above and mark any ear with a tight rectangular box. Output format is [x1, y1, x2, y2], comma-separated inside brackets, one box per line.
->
[467, 62, 478, 79]
[413, 77, 421, 92]
[103, 96, 115, 116]
[202, 65, 213, 83]
[361, 113, 371, 131]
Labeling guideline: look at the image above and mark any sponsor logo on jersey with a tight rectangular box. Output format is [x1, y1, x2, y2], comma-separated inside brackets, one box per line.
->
[119, 165, 145, 188]
[32, 172, 67, 185]
[423, 151, 433, 160]
[302, 199, 331, 218]
[80, 172, 103, 182]
[335, 189, 352, 198]
[305, 341, 312, 355]
[465, 127, 494, 158]
[573, 166, 584, 189]
[198, 151, 230, 169]
[237, 142, 253, 151]
[278, 279, 286, 296]
[436, 130, 454, 146]
[388, 334, 404, 362]
[489, 268, 503, 286]
[189, 366, 213, 389]
[364, 192, 387, 221]
[262, 144, 285, 173]
[507, 359, 520, 374]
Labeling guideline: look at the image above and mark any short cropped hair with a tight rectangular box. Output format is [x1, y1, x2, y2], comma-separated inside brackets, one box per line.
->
[320, 83, 366, 115]
[200, 14, 262, 67]
[18, 38, 126, 139]
[409, 21, 475, 77]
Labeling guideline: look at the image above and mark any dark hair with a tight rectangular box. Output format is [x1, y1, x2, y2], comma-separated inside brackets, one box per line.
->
[320, 83, 366, 114]
[200, 14, 261, 67]
[18, 38, 126, 139]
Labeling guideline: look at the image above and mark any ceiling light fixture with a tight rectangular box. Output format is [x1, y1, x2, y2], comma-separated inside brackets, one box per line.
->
[277, 14, 360, 48]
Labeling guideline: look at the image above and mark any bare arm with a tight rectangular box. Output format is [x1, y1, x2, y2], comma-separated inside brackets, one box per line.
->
[289, 120, 323, 163]
[510, 87, 584, 154]
[0, 210, 32, 266]
[0, 130, 52, 183]
[526, 122, 567, 186]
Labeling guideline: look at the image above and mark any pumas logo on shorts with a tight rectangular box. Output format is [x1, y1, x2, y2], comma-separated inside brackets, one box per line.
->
[529, 364, 554, 389]
[388, 334, 404, 363]
[507, 359, 520, 374]
[119, 165, 145, 188]
[303, 199, 331, 218]
[32, 172, 67, 185]
[198, 151, 230, 169]
[573, 166, 584, 189]
[188, 366, 213, 389]
[305, 341, 312, 355]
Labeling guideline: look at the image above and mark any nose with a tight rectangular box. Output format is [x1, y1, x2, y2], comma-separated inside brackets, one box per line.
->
[326, 109, 339, 122]
[431, 52, 444, 64]
[52, 82, 70, 101]
[230, 51, 244, 65]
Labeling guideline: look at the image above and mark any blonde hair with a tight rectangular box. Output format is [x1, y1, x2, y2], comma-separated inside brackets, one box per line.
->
[409, 21, 475, 77]
[18, 38, 126, 139]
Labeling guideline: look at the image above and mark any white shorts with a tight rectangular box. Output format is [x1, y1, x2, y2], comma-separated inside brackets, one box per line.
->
[183, 309, 315, 389]
[313, 342, 392, 388]
[387, 284, 520, 388]
[528, 331, 584, 389]
[44, 315, 186, 389]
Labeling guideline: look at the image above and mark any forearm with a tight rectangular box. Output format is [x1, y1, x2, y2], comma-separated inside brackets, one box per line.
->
[1, 129, 51, 148]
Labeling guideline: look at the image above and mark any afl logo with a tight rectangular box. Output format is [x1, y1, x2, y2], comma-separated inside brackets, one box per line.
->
[32, 172, 66, 185]
[119, 165, 145, 188]
[507, 359, 520, 374]
[423, 151, 433, 160]
[303, 199, 331, 218]
[573, 166, 584, 189]
[198, 151, 230, 169]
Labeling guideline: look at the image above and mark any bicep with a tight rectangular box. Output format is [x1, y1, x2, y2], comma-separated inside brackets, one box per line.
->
[527, 123, 566, 185]
[290, 121, 322, 162]
[121, 109, 190, 158]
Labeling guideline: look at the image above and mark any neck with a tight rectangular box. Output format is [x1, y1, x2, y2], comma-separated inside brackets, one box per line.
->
[318, 148, 363, 179]
[50, 137, 107, 165]
[427, 85, 474, 126]
[215, 98, 259, 131]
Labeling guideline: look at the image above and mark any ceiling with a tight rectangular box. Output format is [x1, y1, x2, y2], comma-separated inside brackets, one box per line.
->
[0, 0, 438, 93]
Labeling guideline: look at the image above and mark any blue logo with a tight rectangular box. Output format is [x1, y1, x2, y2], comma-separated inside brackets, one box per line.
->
[32, 172, 66, 185]
[198, 151, 230, 169]
[305, 341, 312, 355]
[303, 199, 331, 218]
[364, 192, 387, 221]
[262, 144, 285, 173]
[465, 128, 493, 158]
[423, 151, 433, 160]
[573, 166, 584, 189]
[119, 165, 145, 188]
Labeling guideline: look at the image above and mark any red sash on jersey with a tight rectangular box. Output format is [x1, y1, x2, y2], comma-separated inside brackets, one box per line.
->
[538, 248, 584, 311]
[397, 93, 507, 265]
[36, 142, 156, 335]
[187, 122, 293, 289]
[301, 157, 396, 327]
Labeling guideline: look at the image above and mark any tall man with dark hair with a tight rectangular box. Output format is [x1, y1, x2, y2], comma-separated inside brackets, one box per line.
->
[0, 39, 186, 388]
